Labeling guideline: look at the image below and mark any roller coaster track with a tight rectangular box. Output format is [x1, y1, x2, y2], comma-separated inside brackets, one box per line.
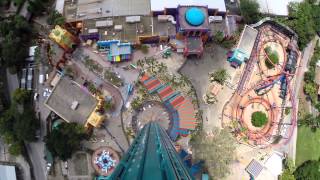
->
[232, 24, 300, 147]
[237, 30, 262, 94]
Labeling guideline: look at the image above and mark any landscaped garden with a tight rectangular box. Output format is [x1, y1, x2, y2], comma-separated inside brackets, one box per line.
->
[251, 111, 268, 127]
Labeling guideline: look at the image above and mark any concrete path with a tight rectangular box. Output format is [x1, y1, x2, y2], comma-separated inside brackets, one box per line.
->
[278, 36, 319, 164]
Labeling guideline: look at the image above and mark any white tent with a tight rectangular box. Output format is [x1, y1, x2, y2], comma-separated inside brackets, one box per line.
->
[264, 153, 283, 177]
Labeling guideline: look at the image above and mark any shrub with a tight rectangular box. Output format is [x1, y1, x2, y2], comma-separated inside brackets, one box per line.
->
[251, 111, 268, 127]
[140, 45, 149, 54]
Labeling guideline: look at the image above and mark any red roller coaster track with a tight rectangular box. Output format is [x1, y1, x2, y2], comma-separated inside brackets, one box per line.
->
[232, 24, 299, 147]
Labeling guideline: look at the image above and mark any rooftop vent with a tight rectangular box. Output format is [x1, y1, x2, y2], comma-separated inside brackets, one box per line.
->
[71, 101, 79, 110]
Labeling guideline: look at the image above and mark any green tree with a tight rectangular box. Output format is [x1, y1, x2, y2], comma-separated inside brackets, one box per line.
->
[104, 100, 114, 111]
[131, 97, 142, 110]
[303, 82, 317, 103]
[1, 32, 27, 67]
[12, 0, 25, 7]
[140, 45, 149, 54]
[239, 0, 260, 24]
[251, 111, 268, 127]
[47, 10, 65, 26]
[8, 141, 22, 156]
[299, 113, 320, 132]
[294, 160, 320, 180]
[14, 108, 39, 142]
[45, 122, 88, 161]
[287, 1, 317, 49]
[190, 128, 235, 178]
[0, 0, 11, 7]
[27, 0, 45, 16]
[304, 70, 315, 83]
[12, 88, 31, 104]
[0, 16, 31, 68]
[0, 108, 16, 138]
[280, 158, 295, 180]
[209, 69, 230, 85]
[213, 31, 224, 43]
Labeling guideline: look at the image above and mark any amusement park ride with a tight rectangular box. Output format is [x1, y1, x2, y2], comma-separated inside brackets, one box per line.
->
[109, 122, 194, 180]
[224, 19, 301, 147]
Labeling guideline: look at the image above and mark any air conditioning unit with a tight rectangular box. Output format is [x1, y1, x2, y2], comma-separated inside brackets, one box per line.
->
[71, 101, 79, 110]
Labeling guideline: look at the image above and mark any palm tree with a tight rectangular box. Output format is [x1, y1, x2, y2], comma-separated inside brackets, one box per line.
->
[157, 62, 168, 74]
[209, 69, 230, 85]
[179, 75, 190, 87]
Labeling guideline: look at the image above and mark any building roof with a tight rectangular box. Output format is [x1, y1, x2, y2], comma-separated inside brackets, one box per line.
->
[178, 6, 209, 31]
[0, 165, 17, 180]
[229, 49, 249, 64]
[256, 0, 303, 16]
[45, 77, 97, 125]
[49, 25, 78, 52]
[237, 25, 258, 57]
[150, 0, 226, 12]
[109, 43, 132, 57]
[185, 7, 205, 26]
[67, 0, 150, 21]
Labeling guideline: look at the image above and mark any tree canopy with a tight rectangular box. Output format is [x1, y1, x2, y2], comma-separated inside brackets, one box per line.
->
[47, 10, 65, 26]
[12, 88, 31, 104]
[302, 41, 320, 104]
[298, 113, 320, 132]
[294, 159, 320, 180]
[0, 15, 32, 68]
[190, 128, 236, 178]
[45, 122, 88, 161]
[280, 158, 295, 180]
[27, 0, 49, 16]
[14, 108, 39, 142]
[209, 69, 229, 85]
[251, 111, 268, 127]
[239, 0, 260, 24]
[284, 1, 320, 49]
[0, 105, 39, 156]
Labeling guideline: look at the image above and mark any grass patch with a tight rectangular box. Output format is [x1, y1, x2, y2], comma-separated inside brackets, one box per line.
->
[264, 46, 279, 69]
[296, 126, 320, 166]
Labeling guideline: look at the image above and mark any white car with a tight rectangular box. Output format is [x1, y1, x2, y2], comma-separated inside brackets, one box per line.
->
[34, 93, 39, 101]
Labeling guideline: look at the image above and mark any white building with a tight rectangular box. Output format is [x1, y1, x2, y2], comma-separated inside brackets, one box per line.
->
[0, 165, 17, 180]
[150, 0, 226, 13]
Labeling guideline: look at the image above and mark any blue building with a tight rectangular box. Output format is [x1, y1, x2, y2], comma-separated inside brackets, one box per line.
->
[97, 40, 132, 63]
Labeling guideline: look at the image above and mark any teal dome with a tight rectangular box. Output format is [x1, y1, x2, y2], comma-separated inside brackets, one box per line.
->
[185, 8, 205, 26]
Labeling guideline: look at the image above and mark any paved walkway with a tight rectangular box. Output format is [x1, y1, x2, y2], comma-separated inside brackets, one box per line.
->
[180, 44, 239, 130]
[72, 58, 129, 152]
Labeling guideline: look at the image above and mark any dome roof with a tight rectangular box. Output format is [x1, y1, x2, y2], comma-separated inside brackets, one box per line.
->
[185, 7, 205, 26]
